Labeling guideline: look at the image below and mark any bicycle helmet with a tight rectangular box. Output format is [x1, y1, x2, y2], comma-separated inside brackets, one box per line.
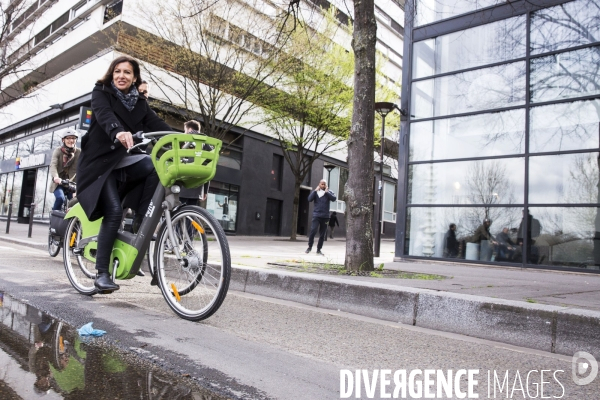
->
[57, 128, 79, 139]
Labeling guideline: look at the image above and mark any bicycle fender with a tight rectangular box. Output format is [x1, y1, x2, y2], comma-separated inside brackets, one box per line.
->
[64, 203, 102, 238]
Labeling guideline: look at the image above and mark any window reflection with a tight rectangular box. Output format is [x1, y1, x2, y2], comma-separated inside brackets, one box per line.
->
[411, 62, 526, 119]
[529, 99, 600, 153]
[33, 167, 49, 218]
[531, 46, 600, 103]
[413, 16, 526, 79]
[17, 138, 34, 157]
[33, 132, 53, 153]
[408, 158, 524, 204]
[410, 109, 525, 161]
[529, 207, 600, 270]
[415, 0, 501, 26]
[204, 182, 239, 232]
[405, 207, 522, 262]
[2, 143, 17, 160]
[529, 153, 599, 204]
[531, 0, 600, 55]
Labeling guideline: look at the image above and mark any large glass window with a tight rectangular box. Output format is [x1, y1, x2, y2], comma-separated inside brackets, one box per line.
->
[410, 109, 525, 161]
[529, 153, 599, 204]
[411, 62, 526, 119]
[415, 0, 502, 27]
[413, 16, 526, 79]
[531, 0, 600, 55]
[33, 132, 53, 153]
[11, 171, 23, 216]
[530, 46, 600, 103]
[2, 143, 17, 160]
[205, 182, 239, 232]
[33, 167, 49, 218]
[408, 158, 525, 204]
[383, 181, 397, 223]
[323, 166, 348, 213]
[17, 138, 34, 157]
[529, 99, 600, 153]
[529, 206, 600, 269]
[0, 174, 9, 216]
[405, 206, 523, 261]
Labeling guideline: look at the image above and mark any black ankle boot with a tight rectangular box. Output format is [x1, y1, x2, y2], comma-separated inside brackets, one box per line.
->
[95, 272, 120, 292]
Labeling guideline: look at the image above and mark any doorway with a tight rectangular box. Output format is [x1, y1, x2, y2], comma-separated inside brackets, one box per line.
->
[297, 188, 310, 236]
[18, 169, 36, 224]
[265, 198, 282, 236]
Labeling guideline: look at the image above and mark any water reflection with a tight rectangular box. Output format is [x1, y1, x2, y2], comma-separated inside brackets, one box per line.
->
[0, 293, 220, 399]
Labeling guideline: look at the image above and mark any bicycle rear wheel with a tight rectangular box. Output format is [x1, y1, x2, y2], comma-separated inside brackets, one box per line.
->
[154, 206, 230, 321]
[63, 216, 97, 295]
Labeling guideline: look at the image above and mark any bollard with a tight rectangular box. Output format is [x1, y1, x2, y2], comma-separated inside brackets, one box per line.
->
[5, 202, 12, 234]
[28, 203, 35, 238]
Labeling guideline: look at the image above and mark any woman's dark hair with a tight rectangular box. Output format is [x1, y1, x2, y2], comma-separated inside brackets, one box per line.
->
[96, 56, 143, 88]
[449, 223, 456, 229]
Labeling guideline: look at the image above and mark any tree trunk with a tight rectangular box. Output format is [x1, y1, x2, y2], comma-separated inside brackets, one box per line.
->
[345, 0, 377, 272]
[290, 180, 302, 240]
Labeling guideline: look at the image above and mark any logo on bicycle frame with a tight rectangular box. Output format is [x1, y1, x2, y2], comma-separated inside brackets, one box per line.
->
[145, 201, 155, 218]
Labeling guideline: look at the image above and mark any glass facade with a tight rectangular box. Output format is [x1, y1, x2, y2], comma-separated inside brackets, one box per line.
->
[0, 125, 78, 220]
[205, 182, 239, 232]
[403, 0, 600, 271]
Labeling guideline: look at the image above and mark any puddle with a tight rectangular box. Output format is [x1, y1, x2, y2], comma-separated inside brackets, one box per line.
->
[0, 292, 224, 399]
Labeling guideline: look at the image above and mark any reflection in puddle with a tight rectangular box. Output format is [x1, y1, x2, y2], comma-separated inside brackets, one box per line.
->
[0, 292, 221, 399]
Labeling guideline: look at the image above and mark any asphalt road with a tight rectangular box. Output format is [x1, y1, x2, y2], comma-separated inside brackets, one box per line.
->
[0, 242, 598, 399]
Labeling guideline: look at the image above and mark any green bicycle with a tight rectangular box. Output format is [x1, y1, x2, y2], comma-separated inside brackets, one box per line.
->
[61, 132, 230, 321]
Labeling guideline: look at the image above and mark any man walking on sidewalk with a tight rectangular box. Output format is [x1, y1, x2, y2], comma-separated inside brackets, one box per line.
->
[306, 180, 336, 255]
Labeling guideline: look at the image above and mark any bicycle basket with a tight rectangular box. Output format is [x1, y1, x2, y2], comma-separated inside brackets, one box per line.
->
[151, 134, 222, 189]
[50, 210, 69, 237]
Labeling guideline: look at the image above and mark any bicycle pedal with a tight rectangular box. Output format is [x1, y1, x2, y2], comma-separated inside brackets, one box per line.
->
[97, 289, 115, 295]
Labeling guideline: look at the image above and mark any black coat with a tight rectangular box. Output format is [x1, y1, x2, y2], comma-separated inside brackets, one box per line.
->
[76, 83, 171, 221]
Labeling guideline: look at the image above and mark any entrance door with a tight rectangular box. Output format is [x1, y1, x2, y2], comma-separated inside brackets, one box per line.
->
[18, 169, 36, 224]
[265, 198, 282, 236]
[297, 188, 310, 236]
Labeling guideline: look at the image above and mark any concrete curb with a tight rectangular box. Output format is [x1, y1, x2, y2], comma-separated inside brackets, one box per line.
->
[0, 235, 48, 251]
[231, 265, 600, 359]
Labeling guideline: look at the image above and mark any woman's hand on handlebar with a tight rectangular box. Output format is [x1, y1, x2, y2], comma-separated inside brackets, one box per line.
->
[53, 177, 61, 184]
[116, 131, 133, 149]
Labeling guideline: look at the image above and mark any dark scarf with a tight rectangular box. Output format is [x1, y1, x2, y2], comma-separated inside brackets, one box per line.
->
[111, 81, 139, 111]
[61, 145, 76, 168]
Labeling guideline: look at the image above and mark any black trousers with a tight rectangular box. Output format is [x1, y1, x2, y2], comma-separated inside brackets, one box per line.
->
[95, 157, 159, 273]
[308, 217, 329, 251]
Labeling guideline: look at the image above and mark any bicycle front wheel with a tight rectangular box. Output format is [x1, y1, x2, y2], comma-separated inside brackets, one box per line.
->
[48, 229, 61, 257]
[63, 216, 97, 295]
[155, 206, 230, 321]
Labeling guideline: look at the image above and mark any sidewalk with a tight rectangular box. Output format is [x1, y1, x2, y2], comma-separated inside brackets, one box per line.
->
[2, 220, 600, 358]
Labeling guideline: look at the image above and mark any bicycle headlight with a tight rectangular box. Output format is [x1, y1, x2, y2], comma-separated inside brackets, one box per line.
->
[171, 185, 181, 194]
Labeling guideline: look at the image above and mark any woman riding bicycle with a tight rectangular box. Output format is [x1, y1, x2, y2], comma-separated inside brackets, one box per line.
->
[76, 56, 172, 292]
[49, 128, 80, 211]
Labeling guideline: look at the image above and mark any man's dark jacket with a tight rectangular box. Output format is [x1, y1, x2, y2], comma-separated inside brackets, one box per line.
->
[308, 190, 337, 218]
[76, 83, 171, 221]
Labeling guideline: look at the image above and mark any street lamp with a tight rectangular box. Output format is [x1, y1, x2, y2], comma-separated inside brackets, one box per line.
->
[373, 102, 399, 257]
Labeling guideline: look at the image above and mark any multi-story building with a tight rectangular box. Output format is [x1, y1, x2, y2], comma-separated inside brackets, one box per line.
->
[0, 0, 404, 236]
[396, 0, 600, 271]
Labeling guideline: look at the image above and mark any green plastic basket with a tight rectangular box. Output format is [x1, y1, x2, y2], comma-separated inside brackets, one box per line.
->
[151, 133, 222, 189]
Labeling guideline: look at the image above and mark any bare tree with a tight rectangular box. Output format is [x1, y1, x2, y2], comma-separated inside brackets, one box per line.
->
[124, 0, 292, 141]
